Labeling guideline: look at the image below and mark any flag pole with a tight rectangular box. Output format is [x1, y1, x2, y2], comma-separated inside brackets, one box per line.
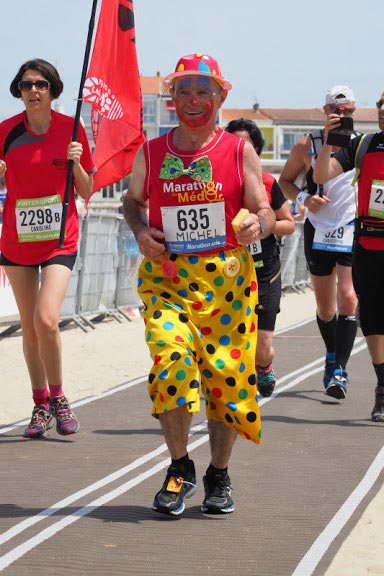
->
[58, 0, 98, 248]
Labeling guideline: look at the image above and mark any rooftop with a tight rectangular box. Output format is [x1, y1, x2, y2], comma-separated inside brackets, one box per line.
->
[140, 76, 378, 124]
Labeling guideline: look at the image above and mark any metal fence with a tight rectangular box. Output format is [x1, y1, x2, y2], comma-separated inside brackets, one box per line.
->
[279, 220, 310, 292]
[59, 214, 143, 331]
[0, 213, 310, 336]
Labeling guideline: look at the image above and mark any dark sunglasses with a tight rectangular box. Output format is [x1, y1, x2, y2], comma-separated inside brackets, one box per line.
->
[18, 80, 50, 92]
[328, 106, 355, 116]
[376, 100, 384, 109]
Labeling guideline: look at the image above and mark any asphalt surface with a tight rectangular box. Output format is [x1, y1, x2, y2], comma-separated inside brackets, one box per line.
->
[1, 319, 383, 576]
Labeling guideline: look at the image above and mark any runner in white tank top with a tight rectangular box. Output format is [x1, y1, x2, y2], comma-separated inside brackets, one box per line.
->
[279, 85, 358, 401]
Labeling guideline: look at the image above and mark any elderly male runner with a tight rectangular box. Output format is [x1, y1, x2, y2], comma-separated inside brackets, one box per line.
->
[123, 53, 275, 516]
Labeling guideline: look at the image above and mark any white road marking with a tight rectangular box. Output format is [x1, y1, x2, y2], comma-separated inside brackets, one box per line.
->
[0, 421, 207, 547]
[0, 376, 148, 435]
[292, 446, 384, 576]
[1, 327, 379, 576]
[0, 319, 314, 436]
[0, 433, 209, 572]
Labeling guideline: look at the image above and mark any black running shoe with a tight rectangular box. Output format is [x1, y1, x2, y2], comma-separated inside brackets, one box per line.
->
[152, 460, 197, 516]
[201, 470, 234, 514]
[371, 387, 384, 422]
[257, 368, 276, 398]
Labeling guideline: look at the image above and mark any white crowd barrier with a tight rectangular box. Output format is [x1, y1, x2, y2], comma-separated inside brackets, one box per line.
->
[0, 214, 143, 334]
[0, 214, 309, 335]
[279, 220, 310, 291]
[0, 223, 19, 319]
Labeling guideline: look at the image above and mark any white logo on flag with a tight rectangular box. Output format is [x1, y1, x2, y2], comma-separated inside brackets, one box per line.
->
[91, 109, 100, 143]
[83, 77, 123, 120]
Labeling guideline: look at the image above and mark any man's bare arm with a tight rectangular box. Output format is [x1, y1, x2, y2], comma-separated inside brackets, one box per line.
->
[123, 147, 166, 260]
[279, 135, 332, 213]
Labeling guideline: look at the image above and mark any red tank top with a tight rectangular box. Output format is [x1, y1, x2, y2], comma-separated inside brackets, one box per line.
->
[262, 172, 274, 204]
[357, 151, 384, 250]
[143, 128, 245, 254]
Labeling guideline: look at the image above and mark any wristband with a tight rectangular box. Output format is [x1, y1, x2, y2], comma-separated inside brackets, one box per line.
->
[296, 191, 310, 206]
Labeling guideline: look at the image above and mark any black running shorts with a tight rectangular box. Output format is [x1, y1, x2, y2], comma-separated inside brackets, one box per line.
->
[0, 252, 77, 271]
[255, 255, 281, 332]
[304, 219, 353, 276]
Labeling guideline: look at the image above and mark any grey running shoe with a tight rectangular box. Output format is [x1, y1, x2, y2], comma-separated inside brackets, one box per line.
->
[152, 460, 197, 516]
[201, 470, 234, 514]
[371, 387, 384, 422]
[24, 405, 53, 438]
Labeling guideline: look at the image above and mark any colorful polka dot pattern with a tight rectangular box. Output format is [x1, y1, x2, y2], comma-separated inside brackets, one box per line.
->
[138, 246, 262, 444]
[175, 53, 222, 80]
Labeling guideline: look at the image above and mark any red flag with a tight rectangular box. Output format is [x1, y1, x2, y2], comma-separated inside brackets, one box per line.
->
[83, 0, 145, 192]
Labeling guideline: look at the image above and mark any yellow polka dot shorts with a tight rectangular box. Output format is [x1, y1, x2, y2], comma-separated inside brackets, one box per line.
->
[138, 246, 262, 444]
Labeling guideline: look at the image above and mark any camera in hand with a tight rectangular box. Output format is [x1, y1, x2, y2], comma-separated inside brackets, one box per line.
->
[326, 117, 354, 147]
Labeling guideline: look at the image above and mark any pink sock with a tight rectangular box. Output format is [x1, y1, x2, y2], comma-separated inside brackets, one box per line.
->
[32, 387, 49, 408]
[48, 384, 64, 399]
[256, 363, 273, 375]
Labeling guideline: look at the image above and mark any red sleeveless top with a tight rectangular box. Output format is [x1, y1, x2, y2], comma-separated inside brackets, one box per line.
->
[143, 128, 245, 254]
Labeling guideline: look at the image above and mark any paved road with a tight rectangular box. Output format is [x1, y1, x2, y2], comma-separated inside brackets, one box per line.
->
[1, 319, 383, 575]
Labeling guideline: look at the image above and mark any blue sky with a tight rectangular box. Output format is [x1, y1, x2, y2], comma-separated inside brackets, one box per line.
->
[1, 0, 382, 120]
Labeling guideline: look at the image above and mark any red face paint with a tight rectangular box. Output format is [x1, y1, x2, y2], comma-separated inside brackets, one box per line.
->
[174, 98, 215, 128]
[172, 76, 219, 128]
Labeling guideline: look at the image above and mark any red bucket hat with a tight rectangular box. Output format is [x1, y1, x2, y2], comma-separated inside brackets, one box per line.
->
[163, 53, 232, 91]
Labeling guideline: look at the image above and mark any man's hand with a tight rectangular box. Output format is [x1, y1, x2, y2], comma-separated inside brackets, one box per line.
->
[303, 194, 330, 213]
[136, 226, 166, 260]
[322, 113, 342, 143]
[234, 213, 265, 245]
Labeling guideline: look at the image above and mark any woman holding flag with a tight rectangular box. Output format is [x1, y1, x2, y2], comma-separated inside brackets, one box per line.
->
[0, 59, 95, 438]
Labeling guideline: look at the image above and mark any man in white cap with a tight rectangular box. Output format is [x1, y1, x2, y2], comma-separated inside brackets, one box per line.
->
[279, 86, 358, 400]
[313, 90, 384, 422]
[123, 53, 275, 516]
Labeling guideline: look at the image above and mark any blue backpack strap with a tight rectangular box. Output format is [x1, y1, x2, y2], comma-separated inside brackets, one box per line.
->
[352, 133, 374, 185]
